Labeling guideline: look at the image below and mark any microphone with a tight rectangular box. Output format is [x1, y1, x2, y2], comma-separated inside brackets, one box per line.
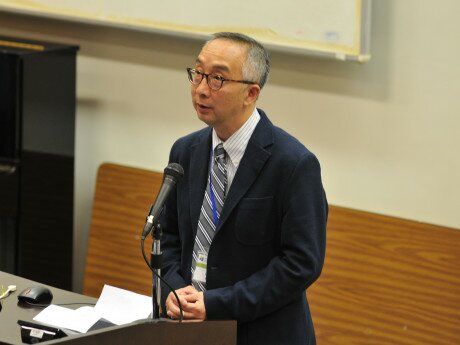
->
[141, 163, 184, 239]
[140, 162, 184, 321]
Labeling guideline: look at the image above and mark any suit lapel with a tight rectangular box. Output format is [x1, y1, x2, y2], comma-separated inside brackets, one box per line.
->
[216, 111, 274, 232]
[189, 128, 212, 238]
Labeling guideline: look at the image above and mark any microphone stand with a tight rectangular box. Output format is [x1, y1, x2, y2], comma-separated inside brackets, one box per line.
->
[140, 200, 184, 322]
[150, 222, 162, 320]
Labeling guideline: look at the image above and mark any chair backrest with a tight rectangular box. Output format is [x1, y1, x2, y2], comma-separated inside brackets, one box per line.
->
[83, 163, 163, 297]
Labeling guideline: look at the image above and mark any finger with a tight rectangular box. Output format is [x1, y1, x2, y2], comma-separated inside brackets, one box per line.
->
[183, 294, 198, 303]
[167, 308, 182, 319]
[179, 308, 200, 319]
[168, 299, 192, 320]
[168, 292, 188, 308]
[181, 305, 205, 321]
[166, 301, 179, 319]
[177, 285, 198, 295]
[170, 311, 200, 320]
[183, 293, 206, 320]
[166, 292, 174, 305]
[183, 291, 202, 303]
[168, 296, 188, 315]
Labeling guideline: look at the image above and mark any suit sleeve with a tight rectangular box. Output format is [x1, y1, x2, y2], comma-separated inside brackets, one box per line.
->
[204, 152, 328, 322]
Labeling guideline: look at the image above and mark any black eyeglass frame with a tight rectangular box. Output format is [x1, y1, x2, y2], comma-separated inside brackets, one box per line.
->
[186, 68, 257, 90]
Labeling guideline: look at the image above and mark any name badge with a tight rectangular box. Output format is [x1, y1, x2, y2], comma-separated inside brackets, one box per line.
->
[192, 251, 208, 284]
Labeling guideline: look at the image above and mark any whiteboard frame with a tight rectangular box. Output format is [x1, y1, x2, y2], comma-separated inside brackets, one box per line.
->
[0, 0, 371, 62]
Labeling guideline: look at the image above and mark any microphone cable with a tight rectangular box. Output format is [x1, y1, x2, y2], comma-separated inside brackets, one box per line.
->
[140, 236, 184, 322]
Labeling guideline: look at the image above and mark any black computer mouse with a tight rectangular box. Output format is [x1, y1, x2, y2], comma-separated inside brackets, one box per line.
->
[18, 285, 53, 305]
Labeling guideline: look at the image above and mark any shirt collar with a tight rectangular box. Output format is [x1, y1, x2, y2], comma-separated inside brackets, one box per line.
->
[212, 108, 261, 166]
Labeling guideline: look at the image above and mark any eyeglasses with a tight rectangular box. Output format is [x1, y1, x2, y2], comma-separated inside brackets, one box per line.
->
[187, 68, 257, 91]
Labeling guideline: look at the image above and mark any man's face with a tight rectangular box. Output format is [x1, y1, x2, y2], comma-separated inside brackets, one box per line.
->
[191, 39, 252, 138]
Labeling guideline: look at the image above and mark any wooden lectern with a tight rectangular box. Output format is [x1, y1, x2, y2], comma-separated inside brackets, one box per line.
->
[46, 320, 236, 345]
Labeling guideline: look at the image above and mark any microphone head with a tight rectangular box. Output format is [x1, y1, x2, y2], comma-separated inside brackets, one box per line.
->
[164, 163, 184, 182]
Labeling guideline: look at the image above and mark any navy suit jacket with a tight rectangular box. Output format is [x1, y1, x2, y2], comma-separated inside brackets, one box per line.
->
[160, 109, 327, 345]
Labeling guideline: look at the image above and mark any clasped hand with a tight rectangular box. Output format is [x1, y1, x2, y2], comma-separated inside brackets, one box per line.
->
[165, 285, 206, 321]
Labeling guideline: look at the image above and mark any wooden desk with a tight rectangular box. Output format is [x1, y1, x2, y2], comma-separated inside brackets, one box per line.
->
[0, 271, 96, 344]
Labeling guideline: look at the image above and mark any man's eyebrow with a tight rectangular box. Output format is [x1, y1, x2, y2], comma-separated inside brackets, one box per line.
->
[213, 64, 231, 73]
[194, 58, 230, 73]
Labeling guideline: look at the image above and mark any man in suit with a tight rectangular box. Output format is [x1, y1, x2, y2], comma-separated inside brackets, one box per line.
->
[160, 32, 327, 345]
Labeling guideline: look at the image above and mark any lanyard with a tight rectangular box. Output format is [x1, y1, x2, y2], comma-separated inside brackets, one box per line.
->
[208, 148, 220, 226]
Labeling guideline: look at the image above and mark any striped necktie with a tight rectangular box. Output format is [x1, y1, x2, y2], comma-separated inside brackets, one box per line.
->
[191, 143, 228, 291]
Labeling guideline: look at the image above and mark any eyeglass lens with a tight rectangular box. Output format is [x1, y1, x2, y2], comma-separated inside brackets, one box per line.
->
[188, 69, 222, 90]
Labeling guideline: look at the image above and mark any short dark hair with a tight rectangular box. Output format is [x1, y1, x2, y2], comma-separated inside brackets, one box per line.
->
[205, 32, 270, 88]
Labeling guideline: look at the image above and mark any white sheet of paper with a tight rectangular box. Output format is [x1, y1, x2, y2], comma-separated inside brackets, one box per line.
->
[94, 285, 152, 325]
[32, 285, 152, 333]
[33, 305, 102, 333]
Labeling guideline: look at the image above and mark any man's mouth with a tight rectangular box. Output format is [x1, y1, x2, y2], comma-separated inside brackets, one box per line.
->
[197, 103, 211, 111]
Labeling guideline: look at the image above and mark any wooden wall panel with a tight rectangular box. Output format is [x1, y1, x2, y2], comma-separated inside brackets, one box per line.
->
[84, 163, 460, 344]
[309, 206, 460, 345]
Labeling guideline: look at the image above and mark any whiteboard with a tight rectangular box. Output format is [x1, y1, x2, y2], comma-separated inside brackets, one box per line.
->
[0, 0, 371, 62]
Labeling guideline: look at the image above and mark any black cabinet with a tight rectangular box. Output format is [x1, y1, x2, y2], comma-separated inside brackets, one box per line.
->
[0, 36, 78, 290]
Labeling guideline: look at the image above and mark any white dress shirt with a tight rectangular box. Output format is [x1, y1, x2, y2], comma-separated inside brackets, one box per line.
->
[211, 108, 261, 190]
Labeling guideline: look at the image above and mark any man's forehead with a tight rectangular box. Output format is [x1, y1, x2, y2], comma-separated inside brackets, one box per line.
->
[195, 56, 231, 72]
[195, 39, 246, 71]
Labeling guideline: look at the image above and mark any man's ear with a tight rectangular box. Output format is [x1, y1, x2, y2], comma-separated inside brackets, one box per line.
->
[244, 84, 261, 105]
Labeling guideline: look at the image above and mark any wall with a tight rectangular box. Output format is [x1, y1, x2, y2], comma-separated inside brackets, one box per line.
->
[0, 0, 459, 292]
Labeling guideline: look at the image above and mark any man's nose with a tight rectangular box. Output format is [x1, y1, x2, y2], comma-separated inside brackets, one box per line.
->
[195, 76, 210, 94]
